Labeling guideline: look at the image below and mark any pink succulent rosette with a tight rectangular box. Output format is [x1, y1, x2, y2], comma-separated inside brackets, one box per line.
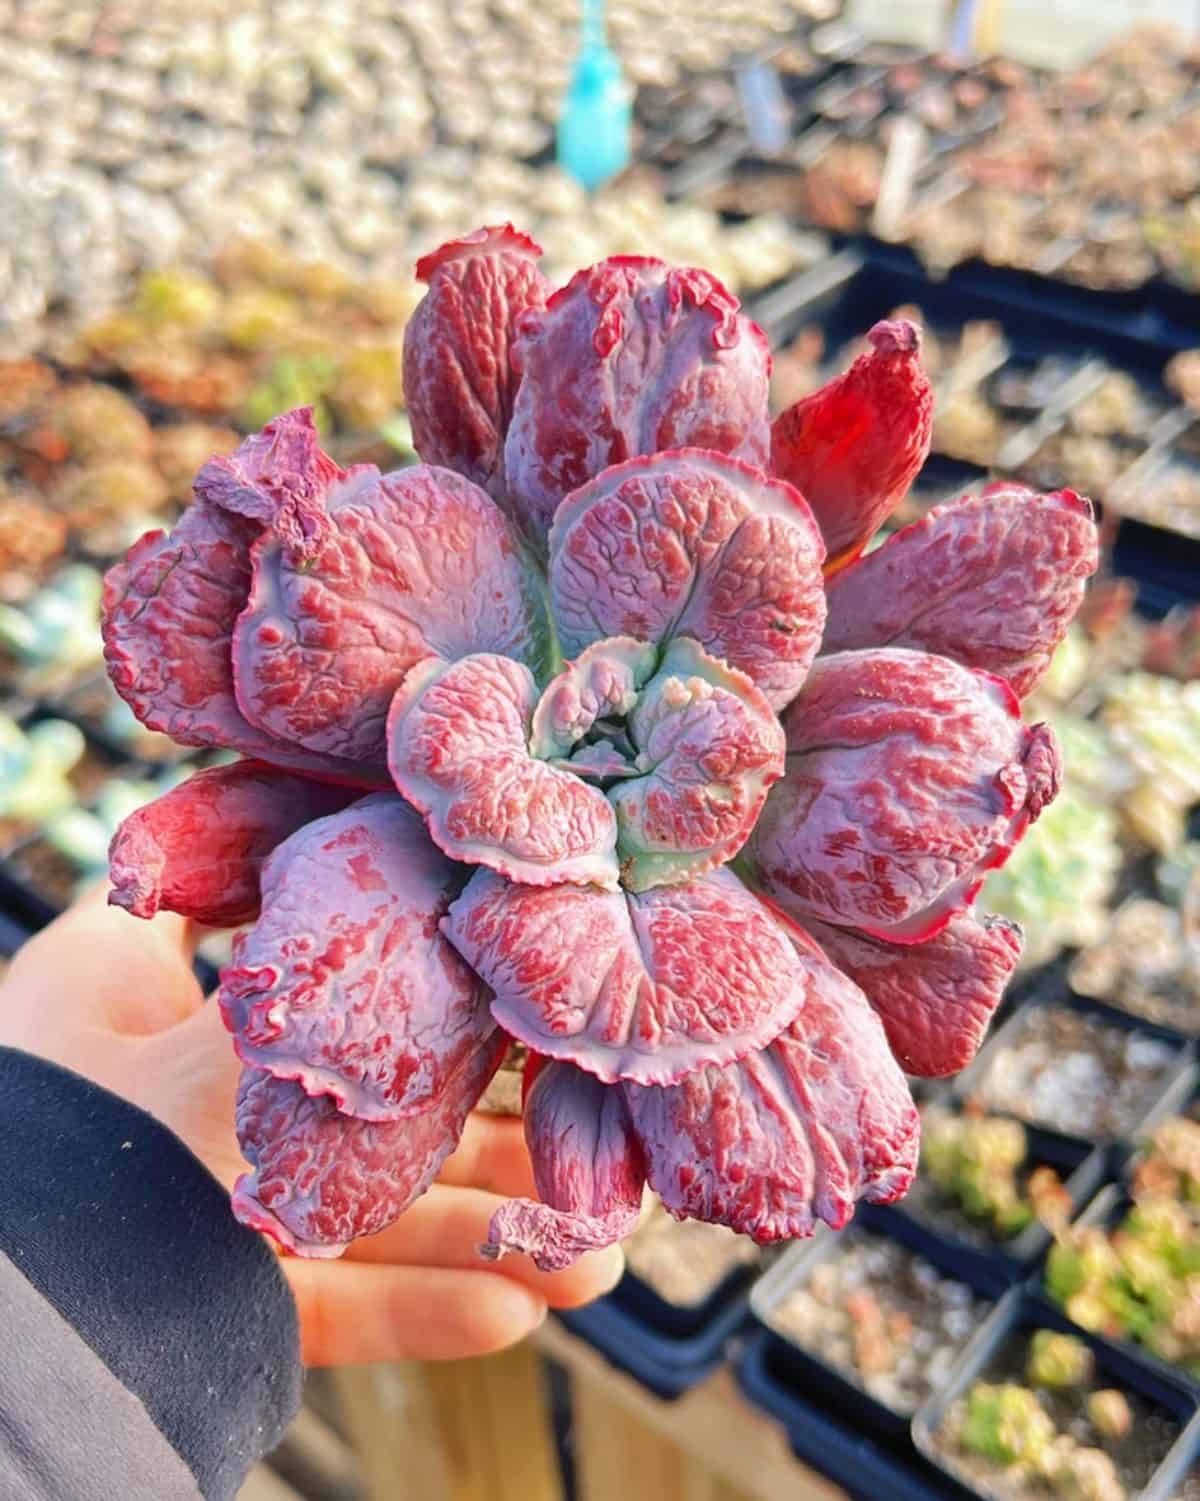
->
[102, 226, 1099, 1270]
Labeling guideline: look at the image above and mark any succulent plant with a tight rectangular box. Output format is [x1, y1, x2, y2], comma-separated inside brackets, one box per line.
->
[961, 1382, 1056, 1468]
[0, 564, 103, 687]
[921, 1106, 1061, 1238]
[1133, 1117, 1200, 1204]
[51, 459, 170, 529]
[1051, 1445, 1126, 1501]
[1027, 1330, 1095, 1389]
[0, 717, 85, 827]
[1086, 1389, 1132, 1441]
[1046, 1197, 1200, 1373]
[100, 225, 1097, 1265]
[47, 383, 153, 465]
[1103, 674, 1200, 855]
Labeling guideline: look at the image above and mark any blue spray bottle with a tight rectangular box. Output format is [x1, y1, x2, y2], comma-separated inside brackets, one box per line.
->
[557, 0, 632, 192]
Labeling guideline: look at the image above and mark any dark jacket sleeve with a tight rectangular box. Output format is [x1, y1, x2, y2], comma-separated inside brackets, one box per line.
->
[0, 1046, 302, 1501]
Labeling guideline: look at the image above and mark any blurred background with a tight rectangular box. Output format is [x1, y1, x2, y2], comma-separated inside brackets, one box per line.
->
[1, 2, 1200, 1499]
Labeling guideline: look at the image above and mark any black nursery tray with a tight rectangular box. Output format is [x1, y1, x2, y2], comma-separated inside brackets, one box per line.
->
[746, 1205, 1005, 1449]
[555, 1254, 758, 1401]
[736, 1328, 976, 1501]
[745, 249, 1200, 601]
[913, 1289, 1200, 1501]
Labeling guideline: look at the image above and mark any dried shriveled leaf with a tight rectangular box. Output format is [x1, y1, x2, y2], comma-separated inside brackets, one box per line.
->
[822, 485, 1099, 696]
[232, 1031, 507, 1257]
[403, 225, 549, 501]
[623, 942, 918, 1241]
[549, 449, 826, 711]
[444, 865, 808, 1086]
[108, 760, 360, 926]
[388, 653, 620, 889]
[220, 795, 495, 1121]
[770, 320, 933, 565]
[505, 260, 771, 543]
[802, 910, 1022, 1077]
[484, 1061, 646, 1271]
[752, 648, 1060, 943]
[611, 639, 785, 890]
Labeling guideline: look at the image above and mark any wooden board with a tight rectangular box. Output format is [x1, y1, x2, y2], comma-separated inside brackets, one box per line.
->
[332, 1341, 563, 1501]
[534, 1322, 848, 1501]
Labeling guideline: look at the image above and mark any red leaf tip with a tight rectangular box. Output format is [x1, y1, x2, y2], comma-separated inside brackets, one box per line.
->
[866, 318, 922, 357]
[415, 224, 543, 283]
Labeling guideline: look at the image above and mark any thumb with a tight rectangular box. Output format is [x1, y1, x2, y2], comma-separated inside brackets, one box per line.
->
[131, 994, 246, 1192]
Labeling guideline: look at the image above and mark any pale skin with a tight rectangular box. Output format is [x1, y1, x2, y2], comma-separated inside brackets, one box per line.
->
[0, 888, 625, 1366]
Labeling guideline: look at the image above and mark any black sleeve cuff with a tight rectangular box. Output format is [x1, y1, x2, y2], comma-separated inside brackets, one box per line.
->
[0, 1046, 302, 1501]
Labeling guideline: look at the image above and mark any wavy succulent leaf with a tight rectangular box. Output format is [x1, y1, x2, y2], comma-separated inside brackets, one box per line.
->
[505, 260, 771, 544]
[232, 1030, 507, 1258]
[484, 1060, 646, 1271]
[220, 795, 495, 1122]
[800, 909, 1023, 1077]
[611, 639, 785, 890]
[822, 485, 1099, 696]
[549, 449, 826, 711]
[445, 865, 809, 1085]
[623, 935, 918, 1240]
[752, 648, 1060, 942]
[403, 225, 549, 503]
[232, 462, 551, 769]
[108, 760, 360, 926]
[771, 320, 933, 566]
[388, 653, 620, 889]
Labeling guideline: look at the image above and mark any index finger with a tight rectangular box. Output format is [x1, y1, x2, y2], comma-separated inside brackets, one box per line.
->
[435, 1111, 538, 1199]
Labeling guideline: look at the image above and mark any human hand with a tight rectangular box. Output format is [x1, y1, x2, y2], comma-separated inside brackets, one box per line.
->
[0, 887, 625, 1364]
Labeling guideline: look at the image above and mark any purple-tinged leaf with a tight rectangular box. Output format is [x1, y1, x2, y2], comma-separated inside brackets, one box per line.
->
[388, 653, 620, 889]
[611, 639, 785, 890]
[403, 225, 549, 501]
[529, 637, 657, 761]
[220, 795, 495, 1121]
[752, 649, 1061, 944]
[444, 865, 808, 1086]
[802, 910, 1022, 1077]
[623, 935, 918, 1241]
[549, 449, 826, 711]
[484, 1061, 645, 1271]
[822, 485, 1099, 697]
[232, 464, 551, 768]
[505, 261, 771, 544]
[232, 1030, 507, 1257]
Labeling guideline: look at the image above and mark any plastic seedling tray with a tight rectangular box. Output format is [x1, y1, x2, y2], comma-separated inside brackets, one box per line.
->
[555, 1256, 757, 1400]
[736, 1328, 969, 1501]
[913, 1288, 1200, 1501]
[952, 993, 1195, 1151]
[882, 1118, 1108, 1290]
[1122, 1063, 1200, 1150]
[746, 1207, 1006, 1449]
[1069, 899, 1200, 1043]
